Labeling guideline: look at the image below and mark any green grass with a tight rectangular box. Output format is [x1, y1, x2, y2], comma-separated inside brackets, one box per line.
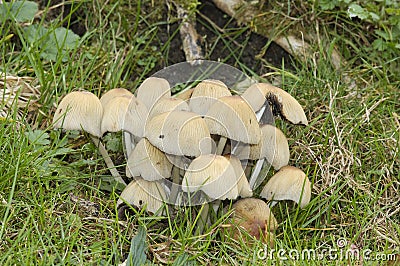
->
[1, 0, 399, 265]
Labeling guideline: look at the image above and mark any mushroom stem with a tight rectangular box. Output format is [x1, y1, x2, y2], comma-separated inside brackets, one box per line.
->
[89, 135, 127, 186]
[248, 103, 270, 189]
[169, 166, 181, 205]
[216, 136, 228, 155]
[123, 131, 135, 159]
[249, 159, 265, 189]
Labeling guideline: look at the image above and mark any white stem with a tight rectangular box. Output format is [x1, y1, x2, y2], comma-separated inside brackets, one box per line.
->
[123, 131, 135, 158]
[89, 135, 127, 186]
[169, 166, 181, 206]
[216, 136, 227, 155]
[248, 104, 268, 189]
[249, 158, 265, 189]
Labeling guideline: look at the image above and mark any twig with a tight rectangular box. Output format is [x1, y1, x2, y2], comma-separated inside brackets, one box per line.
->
[172, 1, 203, 63]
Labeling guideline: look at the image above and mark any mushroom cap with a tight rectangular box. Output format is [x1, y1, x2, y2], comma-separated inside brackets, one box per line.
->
[242, 83, 308, 125]
[122, 96, 149, 138]
[260, 166, 311, 208]
[225, 155, 252, 198]
[135, 77, 171, 111]
[189, 79, 232, 116]
[231, 198, 277, 244]
[237, 124, 290, 170]
[101, 95, 131, 134]
[99, 88, 133, 108]
[126, 138, 173, 181]
[53, 91, 103, 137]
[117, 177, 168, 214]
[148, 97, 190, 119]
[182, 154, 239, 200]
[144, 111, 212, 157]
[204, 95, 261, 144]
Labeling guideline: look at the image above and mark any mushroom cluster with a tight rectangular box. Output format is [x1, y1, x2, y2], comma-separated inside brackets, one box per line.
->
[52, 77, 312, 244]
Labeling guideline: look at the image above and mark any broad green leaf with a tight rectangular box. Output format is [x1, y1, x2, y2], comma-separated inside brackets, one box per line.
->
[126, 226, 149, 266]
[24, 25, 80, 62]
[103, 134, 122, 153]
[372, 38, 387, 51]
[348, 4, 369, 20]
[25, 129, 50, 146]
[318, 0, 338, 11]
[0, 1, 38, 22]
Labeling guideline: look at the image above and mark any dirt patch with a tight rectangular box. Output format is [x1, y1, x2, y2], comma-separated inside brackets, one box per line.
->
[150, 0, 295, 76]
[34, 0, 293, 76]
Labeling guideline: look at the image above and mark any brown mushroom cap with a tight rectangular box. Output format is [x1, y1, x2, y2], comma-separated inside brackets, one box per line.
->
[117, 177, 168, 214]
[260, 166, 311, 208]
[230, 198, 277, 245]
[242, 83, 308, 125]
[126, 138, 173, 181]
[204, 95, 261, 144]
[189, 79, 232, 116]
[144, 111, 212, 157]
[101, 95, 131, 134]
[53, 91, 103, 137]
[135, 77, 171, 111]
[237, 124, 290, 170]
[182, 154, 239, 200]
[99, 88, 133, 108]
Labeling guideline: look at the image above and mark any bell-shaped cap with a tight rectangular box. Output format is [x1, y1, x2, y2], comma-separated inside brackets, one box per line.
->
[148, 97, 190, 119]
[135, 77, 171, 111]
[53, 91, 103, 137]
[204, 96, 261, 144]
[123, 96, 149, 138]
[101, 95, 131, 134]
[126, 138, 173, 181]
[225, 155, 252, 198]
[117, 177, 168, 214]
[189, 79, 232, 116]
[260, 166, 311, 208]
[182, 154, 239, 200]
[145, 111, 212, 157]
[99, 88, 133, 108]
[242, 83, 308, 125]
[237, 124, 289, 170]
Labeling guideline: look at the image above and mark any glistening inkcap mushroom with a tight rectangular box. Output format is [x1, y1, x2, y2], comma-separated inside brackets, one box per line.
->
[237, 124, 290, 171]
[99, 88, 133, 108]
[135, 77, 171, 111]
[117, 177, 168, 214]
[126, 138, 173, 181]
[189, 79, 232, 116]
[53, 90, 103, 137]
[144, 111, 212, 157]
[52, 90, 126, 185]
[260, 166, 311, 208]
[229, 198, 277, 246]
[241, 83, 308, 125]
[182, 154, 239, 200]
